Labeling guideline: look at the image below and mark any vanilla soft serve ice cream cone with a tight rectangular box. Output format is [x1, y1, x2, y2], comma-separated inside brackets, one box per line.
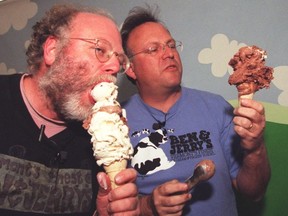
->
[83, 82, 133, 188]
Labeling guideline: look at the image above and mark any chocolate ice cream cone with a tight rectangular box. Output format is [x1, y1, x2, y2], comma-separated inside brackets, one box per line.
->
[104, 160, 127, 189]
[238, 93, 254, 106]
[239, 92, 254, 99]
[237, 82, 256, 106]
[228, 46, 274, 105]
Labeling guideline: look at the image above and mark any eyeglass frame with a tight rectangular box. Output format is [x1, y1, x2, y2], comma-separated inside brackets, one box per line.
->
[62, 37, 130, 73]
[128, 40, 183, 59]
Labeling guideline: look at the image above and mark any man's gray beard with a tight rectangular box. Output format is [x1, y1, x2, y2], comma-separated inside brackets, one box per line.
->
[38, 57, 93, 122]
[39, 77, 92, 122]
[63, 74, 118, 121]
[61, 92, 90, 121]
[38, 53, 118, 122]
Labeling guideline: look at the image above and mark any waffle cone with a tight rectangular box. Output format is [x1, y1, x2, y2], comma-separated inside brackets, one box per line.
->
[237, 82, 256, 106]
[104, 160, 127, 189]
[238, 92, 254, 107]
[239, 93, 254, 99]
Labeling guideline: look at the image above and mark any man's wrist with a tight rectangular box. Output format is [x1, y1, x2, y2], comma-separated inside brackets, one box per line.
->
[139, 194, 159, 216]
[148, 195, 159, 216]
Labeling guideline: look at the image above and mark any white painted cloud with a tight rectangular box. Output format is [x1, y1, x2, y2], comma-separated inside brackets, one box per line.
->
[198, 33, 246, 77]
[272, 66, 288, 107]
[25, 39, 31, 49]
[0, 0, 38, 35]
[0, 62, 16, 75]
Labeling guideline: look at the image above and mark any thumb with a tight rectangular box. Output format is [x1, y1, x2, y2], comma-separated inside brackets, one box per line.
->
[96, 172, 112, 215]
[97, 172, 111, 193]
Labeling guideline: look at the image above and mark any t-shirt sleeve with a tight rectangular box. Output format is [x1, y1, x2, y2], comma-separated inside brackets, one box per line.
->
[220, 100, 243, 180]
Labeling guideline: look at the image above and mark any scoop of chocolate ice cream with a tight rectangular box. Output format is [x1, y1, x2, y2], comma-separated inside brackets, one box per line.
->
[228, 45, 274, 94]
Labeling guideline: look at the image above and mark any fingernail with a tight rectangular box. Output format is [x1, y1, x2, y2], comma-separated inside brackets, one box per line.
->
[97, 174, 108, 190]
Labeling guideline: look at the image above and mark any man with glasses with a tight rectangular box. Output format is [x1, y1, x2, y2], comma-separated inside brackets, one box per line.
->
[0, 4, 138, 216]
[120, 5, 270, 216]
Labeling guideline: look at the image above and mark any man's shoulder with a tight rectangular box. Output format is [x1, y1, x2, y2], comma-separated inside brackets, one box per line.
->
[0, 73, 23, 86]
[182, 87, 233, 111]
[121, 94, 140, 108]
[0, 73, 23, 103]
[183, 87, 224, 100]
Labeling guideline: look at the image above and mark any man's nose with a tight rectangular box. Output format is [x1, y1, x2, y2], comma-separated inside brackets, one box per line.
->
[162, 45, 174, 59]
[102, 55, 120, 75]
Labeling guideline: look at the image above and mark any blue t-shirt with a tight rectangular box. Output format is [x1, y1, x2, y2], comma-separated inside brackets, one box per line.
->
[122, 87, 242, 216]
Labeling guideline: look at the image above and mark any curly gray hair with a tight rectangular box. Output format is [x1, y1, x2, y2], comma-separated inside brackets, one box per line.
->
[26, 4, 115, 74]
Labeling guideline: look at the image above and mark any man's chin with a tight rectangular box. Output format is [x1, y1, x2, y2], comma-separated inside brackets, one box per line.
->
[60, 107, 91, 123]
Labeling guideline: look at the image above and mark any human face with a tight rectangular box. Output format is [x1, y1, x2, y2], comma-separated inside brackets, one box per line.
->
[39, 13, 124, 121]
[127, 22, 183, 94]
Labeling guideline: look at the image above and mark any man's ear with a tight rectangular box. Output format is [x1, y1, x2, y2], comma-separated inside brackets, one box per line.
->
[43, 36, 57, 66]
[126, 63, 137, 80]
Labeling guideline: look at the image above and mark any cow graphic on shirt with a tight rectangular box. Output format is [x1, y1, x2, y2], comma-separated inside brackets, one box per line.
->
[131, 129, 175, 175]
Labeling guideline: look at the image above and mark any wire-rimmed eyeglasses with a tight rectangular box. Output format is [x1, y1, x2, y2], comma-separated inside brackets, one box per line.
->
[128, 40, 183, 59]
[66, 37, 130, 73]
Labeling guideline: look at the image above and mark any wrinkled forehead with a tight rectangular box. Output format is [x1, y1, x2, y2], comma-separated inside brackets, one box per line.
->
[70, 13, 122, 51]
[128, 22, 172, 48]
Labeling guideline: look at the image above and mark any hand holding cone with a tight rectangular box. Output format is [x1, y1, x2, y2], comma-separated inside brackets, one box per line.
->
[104, 160, 128, 189]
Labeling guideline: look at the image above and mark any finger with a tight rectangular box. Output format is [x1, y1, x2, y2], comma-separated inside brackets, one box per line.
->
[97, 172, 111, 198]
[161, 205, 185, 215]
[233, 116, 254, 130]
[115, 168, 137, 185]
[156, 197, 187, 216]
[158, 180, 188, 196]
[108, 196, 139, 214]
[109, 182, 138, 201]
[161, 192, 191, 207]
[96, 172, 111, 215]
[240, 99, 265, 115]
[234, 106, 265, 131]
